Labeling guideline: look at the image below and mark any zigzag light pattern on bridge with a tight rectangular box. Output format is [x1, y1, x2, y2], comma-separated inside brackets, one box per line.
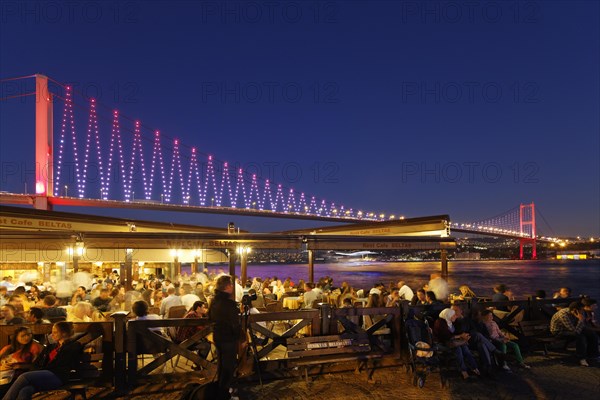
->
[52, 85, 379, 220]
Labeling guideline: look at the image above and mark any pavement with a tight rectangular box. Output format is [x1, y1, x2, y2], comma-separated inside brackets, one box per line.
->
[33, 352, 600, 400]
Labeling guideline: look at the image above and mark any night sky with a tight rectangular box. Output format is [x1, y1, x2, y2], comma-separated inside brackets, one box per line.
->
[0, 1, 598, 237]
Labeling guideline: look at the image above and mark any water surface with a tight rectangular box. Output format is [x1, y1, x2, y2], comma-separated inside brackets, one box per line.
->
[225, 259, 600, 300]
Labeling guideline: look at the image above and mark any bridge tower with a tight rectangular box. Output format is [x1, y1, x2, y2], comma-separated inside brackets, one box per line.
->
[34, 74, 53, 210]
[519, 202, 536, 259]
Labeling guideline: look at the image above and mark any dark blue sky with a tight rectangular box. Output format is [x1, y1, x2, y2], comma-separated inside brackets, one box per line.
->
[1, 1, 599, 237]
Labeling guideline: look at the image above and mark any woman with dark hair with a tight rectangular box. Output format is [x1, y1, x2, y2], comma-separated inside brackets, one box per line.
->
[0, 327, 44, 389]
[209, 275, 241, 400]
[175, 301, 211, 359]
[2, 322, 82, 400]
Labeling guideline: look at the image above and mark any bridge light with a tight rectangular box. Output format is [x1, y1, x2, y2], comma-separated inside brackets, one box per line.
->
[35, 181, 45, 194]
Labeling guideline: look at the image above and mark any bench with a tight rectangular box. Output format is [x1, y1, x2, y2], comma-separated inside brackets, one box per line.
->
[36, 325, 106, 400]
[518, 320, 568, 356]
[286, 333, 383, 383]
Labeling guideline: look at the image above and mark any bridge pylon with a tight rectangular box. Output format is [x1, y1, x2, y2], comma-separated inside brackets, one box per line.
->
[519, 202, 536, 259]
[34, 74, 53, 210]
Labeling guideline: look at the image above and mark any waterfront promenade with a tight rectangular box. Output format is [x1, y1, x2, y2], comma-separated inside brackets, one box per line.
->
[42, 351, 599, 400]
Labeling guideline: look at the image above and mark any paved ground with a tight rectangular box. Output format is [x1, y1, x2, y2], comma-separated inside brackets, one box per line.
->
[33, 353, 600, 400]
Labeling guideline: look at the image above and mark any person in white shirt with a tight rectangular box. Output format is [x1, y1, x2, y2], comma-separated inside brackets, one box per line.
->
[301, 283, 320, 309]
[160, 287, 182, 317]
[397, 280, 414, 301]
[428, 273, 449, 302]
[180, 284, 201, 311]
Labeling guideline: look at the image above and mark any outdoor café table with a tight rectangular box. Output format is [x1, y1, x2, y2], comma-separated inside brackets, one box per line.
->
[283, 296, 302, 310]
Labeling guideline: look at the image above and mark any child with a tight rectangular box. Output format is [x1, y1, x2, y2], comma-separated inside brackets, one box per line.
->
[482, 310, 530, 371]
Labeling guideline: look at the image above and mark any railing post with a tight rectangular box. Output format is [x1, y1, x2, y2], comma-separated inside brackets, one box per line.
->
[112, 312, 128, 392]
[320, 303, 331, 335]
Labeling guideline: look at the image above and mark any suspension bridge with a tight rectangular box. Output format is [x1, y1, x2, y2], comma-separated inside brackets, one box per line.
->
[0, 74, 559, 260]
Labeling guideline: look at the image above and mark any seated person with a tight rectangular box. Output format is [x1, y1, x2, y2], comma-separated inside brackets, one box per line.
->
[91, 289, 112, 313]
[385, 288, 401, 307]
[25, 308, 50, 325]
[550, 301, 599, 367]
[410, 289, 428, 306]
[0, 327, 44, 391]
[492, 284, 510, 312]
[553, 287, 572, 310]
[0, 304, 25, 325]
[68, 302, 93, 323]
[530, 290, 556, 320]
[175, 301, 211, 358]
[300, 283, 320, 309]
[456, 285, 478, 302]
[70, 286, 89, 306]
[481, 310, 530, 370]
[452, 306, 500, 376]
[553, 287, 572, 299]
[41, 295, 67, 319]
[581, 297, 598, 331]
[2, 322, 83, 400]
[433, 308, 480, 380]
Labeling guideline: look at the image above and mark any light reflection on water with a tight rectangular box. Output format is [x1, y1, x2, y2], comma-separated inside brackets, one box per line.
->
[227, 259, 600, 300]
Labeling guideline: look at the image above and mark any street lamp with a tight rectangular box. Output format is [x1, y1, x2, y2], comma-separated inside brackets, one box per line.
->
[64, 185, 68, 197]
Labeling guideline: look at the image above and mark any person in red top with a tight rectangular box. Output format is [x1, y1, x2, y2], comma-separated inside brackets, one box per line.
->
[0, 327, 44, 395]
[175, 301, 211, 359]
[2, 322, 83, 400]
[433, 308, 480, 380]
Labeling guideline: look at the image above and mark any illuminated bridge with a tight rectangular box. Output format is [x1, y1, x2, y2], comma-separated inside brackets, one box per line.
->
[0, 74, 558, 260]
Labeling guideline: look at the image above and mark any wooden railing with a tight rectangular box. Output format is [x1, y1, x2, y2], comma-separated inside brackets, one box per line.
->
[0, 321, 114, 381]
[0, 296, 580, 393]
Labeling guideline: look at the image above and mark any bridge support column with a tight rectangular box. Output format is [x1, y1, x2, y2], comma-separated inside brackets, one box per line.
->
[440, 249, 448, 280]
[519, 238, 537, 260]
[35, 74, 53, 210]
[308, 250, 314, 283]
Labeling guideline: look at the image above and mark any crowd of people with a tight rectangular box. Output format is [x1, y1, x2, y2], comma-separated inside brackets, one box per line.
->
[0, 270, 598, 399]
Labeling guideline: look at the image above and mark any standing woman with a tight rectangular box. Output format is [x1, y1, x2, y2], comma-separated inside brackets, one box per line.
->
[2, 322, 82, 400]
[208, 275, 241, 400]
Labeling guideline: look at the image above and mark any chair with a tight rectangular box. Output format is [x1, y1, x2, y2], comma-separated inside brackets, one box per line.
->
[166, 305, 187, 319]
[148, 306, 160, 316]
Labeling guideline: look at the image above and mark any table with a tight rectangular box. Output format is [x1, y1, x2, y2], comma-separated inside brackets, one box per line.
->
[283, 296, 302, 310]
